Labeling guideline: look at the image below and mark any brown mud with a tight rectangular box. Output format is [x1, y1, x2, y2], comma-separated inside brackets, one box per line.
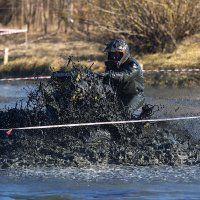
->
[0, 63, 200, 168]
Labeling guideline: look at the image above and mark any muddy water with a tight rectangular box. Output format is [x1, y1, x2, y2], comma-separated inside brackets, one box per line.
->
[0, 81, 31, 109]
[0, 81, 200, 200]
[1, 166, 200, 200]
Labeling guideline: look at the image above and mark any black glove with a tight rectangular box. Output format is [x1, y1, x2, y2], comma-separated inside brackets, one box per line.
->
[94, 72, 110, 84]
[95, 73, 105, 79]
[51, 70, 72, 79]
[102, 72, 111, 84]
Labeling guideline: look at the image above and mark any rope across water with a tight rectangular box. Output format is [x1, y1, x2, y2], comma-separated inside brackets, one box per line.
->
[1, 115, 200, 132]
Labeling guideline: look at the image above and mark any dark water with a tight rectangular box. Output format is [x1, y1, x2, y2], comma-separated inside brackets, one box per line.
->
[0, 81, 200, 200]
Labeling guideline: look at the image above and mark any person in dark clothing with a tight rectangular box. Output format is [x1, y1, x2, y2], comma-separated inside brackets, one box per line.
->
[103, 39, 145, 119]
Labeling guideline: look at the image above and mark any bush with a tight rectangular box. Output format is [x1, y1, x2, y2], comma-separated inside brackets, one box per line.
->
[1, 0, 200, 53]
[88, 0, 200, 53]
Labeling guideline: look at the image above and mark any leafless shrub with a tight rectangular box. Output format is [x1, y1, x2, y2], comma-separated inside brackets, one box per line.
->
[1, 0, 200, 53]
[87, 0, 200, 52]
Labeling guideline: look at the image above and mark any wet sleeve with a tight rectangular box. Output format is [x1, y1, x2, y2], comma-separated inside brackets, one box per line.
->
[106, 62, 140, 82]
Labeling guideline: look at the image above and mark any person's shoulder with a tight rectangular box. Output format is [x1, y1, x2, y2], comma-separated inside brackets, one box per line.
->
[127, 57, 142, 70]
[128, 57, 140, 66]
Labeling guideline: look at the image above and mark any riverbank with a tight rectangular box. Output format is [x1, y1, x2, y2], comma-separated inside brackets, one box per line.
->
[0, 32, 200, 87]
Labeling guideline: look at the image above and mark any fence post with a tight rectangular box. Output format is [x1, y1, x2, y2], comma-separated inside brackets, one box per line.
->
[140, 63, 143, 70]
[25, 24, 28, 48]
[4, 48, 9, 65]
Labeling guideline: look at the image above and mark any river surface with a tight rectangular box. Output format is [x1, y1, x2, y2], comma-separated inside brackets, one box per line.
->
[0, 81, 200, 200]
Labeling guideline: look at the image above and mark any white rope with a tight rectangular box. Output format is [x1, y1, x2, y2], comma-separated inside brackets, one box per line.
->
[1, 115, 200, 131]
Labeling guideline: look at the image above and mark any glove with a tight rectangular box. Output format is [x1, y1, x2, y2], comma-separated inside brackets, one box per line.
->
[102, 72, 111, 84]
[94, 72, 111, 84]
[51, 70, 72, 79]
[95, 73, 105, 79]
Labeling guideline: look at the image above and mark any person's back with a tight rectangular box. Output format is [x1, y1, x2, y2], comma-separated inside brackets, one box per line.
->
[103, 39, 145, 118]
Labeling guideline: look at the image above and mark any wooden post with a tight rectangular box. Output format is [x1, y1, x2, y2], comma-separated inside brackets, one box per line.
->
[140, 63, 143, 70]
[4, 48, 9, 65]
[25, 24, 28, 48]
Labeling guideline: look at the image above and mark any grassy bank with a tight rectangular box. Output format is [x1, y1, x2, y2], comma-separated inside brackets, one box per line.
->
[0, 33, 200, 87]
[139, 34, 200, 70]
[0, 33, 104, 75]
[139, 34, 200, 87]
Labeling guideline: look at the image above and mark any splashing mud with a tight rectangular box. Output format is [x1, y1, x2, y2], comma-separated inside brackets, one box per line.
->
[0, 62, 200, 168]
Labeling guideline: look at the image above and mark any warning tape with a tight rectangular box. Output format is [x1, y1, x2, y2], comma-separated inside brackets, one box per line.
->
[0, 29, 27, 36]
[0, 68, 200, 81]
[1, 115, 200, 134]
[0, 76, 50, 81]
[144, 68, 200, 73]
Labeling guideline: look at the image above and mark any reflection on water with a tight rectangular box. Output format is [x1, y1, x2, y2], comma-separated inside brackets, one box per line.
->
[1, 82, 200, 199]
[145, 86, 200, 100]
[1, 82, 200, 109]
[0, 81, 36, 109]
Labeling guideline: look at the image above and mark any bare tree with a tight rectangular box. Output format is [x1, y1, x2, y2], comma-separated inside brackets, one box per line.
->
[87, 0, 200, 52]
[0, 0, 199, 52]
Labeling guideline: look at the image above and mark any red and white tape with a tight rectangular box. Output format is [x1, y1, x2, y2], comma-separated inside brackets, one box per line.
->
[0, 28, 27, 36]
[0, 76, 50, 81]
[0, 68, 200, 81]
[144, 68, 200, 73]
[1, 115, 200, 134]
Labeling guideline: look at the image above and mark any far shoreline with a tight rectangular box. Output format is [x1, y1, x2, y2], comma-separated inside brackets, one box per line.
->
[0, 64, 200, 88]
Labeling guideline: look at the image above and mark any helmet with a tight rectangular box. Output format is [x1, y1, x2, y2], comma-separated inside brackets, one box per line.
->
[104, 39, 130, 68]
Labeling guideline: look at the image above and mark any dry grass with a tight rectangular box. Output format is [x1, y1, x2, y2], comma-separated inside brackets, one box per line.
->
[0, 33, 200, 76]
[139, 34, 200, 70]
[0, 33, 105, 76]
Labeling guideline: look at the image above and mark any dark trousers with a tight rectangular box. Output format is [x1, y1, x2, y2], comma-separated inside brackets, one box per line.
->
[120, 92, 145, 117]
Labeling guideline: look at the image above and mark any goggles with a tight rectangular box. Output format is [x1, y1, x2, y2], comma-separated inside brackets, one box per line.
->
[108, 52, 123, 61]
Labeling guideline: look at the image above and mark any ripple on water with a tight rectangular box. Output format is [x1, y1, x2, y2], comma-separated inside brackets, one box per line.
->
[0, 166, 200, 200]
[1, 165, 200, 184]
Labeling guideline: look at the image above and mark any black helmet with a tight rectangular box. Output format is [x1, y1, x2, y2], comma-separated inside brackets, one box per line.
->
[104, 39, 130, 68]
